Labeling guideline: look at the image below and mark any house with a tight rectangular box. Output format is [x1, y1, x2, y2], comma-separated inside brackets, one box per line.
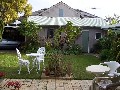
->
[28, 16, 108, 53]
[28, 1, 108, 53]
[32, 1, 98, 18]
[18, 1, 108, 53]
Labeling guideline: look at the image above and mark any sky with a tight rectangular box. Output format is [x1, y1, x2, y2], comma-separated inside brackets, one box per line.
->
[28, 0, 120, 19]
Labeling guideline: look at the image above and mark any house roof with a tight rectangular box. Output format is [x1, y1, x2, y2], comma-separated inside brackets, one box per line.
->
[32, 1, 98, 18]
[28, 16, 108, 27]
[101, 23, 120, 29]
[74, 9, 99, 18]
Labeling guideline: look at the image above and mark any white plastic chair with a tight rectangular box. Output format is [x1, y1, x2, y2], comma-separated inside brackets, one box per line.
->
[16, 48, 30, 74]
[37, 47, 45, 62]
[100, 61, 120, 77]
[32, 47, 45, 71]
[35, 54, 44, 71]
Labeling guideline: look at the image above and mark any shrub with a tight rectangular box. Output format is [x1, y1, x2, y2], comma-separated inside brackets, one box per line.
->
[92, 41, 102, 53]
[18, 19, 41, 52]
[98, 30, 120, 62]
[54, 21, 81, 51]
[44, 53, 72, 77]
[99, 49, 110, 61]
[63, 44, 82, 55]
[116, 51, 120, 63]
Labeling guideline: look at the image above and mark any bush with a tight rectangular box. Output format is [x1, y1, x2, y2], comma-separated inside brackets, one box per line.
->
[63, 44, 82, 55]
[92, 41, 102, 53]
[99, 49, 110, 61]
[44, 53, 72, 77]
[116, 51, 120, 63]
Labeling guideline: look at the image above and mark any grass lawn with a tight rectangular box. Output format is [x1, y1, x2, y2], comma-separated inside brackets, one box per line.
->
[0, 50, 101, 79]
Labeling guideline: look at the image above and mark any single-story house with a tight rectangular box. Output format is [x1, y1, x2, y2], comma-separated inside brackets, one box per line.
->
[28, 16, 108, 53]
[29, 1, 108, 53]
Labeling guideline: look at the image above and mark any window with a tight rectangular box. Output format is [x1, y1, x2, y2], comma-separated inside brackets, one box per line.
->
[59, 9, 63, 17]
[95, 32, 102, 40]
[47, 28, 54, 38]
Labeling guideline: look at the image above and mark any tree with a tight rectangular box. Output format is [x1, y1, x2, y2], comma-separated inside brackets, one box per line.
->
[0, 0, 32, 39]
[18, 20, 41, 52]
[99, 14, 120, 62]
[54, 21, 81, 50]
[105, 14, 120, 25]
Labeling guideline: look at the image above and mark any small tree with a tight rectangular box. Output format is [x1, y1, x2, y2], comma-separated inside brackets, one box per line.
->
[54, 21, 81, 50]
[99, 14, 120, 61]
[99, 18, 120, 61]
[18, 19, 41, 52]
[105, 14, 120, 25]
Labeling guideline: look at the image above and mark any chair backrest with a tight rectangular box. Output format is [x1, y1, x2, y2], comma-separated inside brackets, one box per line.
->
[37, 47, 42, 54]
[16, 48, 21, 59]
[37, 47, 45, 55]
[40, 47, 45, 55]
[103, 61, 120, 75]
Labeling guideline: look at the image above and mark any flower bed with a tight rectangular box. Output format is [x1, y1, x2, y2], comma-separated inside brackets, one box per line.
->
[5, 81, 21, 90]
[41, 71, 73, 80]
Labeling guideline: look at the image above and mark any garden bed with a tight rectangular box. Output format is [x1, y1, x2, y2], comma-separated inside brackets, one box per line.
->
[41, 72, 73, 80]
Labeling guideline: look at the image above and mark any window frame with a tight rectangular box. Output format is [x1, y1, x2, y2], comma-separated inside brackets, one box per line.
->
[95, 32, 102, 40]
[47, 28, 54, 38]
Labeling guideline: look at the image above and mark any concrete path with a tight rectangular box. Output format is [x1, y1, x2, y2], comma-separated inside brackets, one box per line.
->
[0, 79, 92, 90]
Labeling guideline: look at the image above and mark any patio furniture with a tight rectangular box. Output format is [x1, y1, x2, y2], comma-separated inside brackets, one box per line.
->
[35, 47, 45, 66]
[16, 48, 30, 74]
[86, 65, 110, 76]
[26, 53, 45, 71]
[37, 47, 45, 55]
[100, 61, 120, 77]
[92, 61, 120, 90]
[34, 54, 44, 71]
[86, 65, 110, 90]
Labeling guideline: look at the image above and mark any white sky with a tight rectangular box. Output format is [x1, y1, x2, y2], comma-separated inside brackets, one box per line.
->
[28, 0, 120, 19]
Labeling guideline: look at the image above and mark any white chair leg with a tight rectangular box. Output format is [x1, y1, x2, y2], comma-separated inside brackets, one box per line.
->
[42, 60, 45, 70]
[27, 64, 30, 74]
[18, 65, 21, 74]
[33, 58, 36, 67]
[38, 62, 40, 71]
[43, 60, 44, 66]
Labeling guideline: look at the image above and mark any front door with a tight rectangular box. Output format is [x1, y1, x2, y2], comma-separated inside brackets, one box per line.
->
[82, 31, 89, 53]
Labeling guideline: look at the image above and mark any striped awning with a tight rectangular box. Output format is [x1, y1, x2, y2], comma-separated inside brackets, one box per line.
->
[79, 18, 108, 27]
[102, 23, 120, 29]
[28, 16, 108, 27]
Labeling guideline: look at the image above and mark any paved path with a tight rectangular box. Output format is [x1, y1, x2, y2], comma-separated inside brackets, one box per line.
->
[0, 79, 92, 90]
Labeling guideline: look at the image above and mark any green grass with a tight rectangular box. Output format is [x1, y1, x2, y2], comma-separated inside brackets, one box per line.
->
[0, 51, 43, 79]
[0, 51, 101, 79]
[64, 54, 101, 80]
